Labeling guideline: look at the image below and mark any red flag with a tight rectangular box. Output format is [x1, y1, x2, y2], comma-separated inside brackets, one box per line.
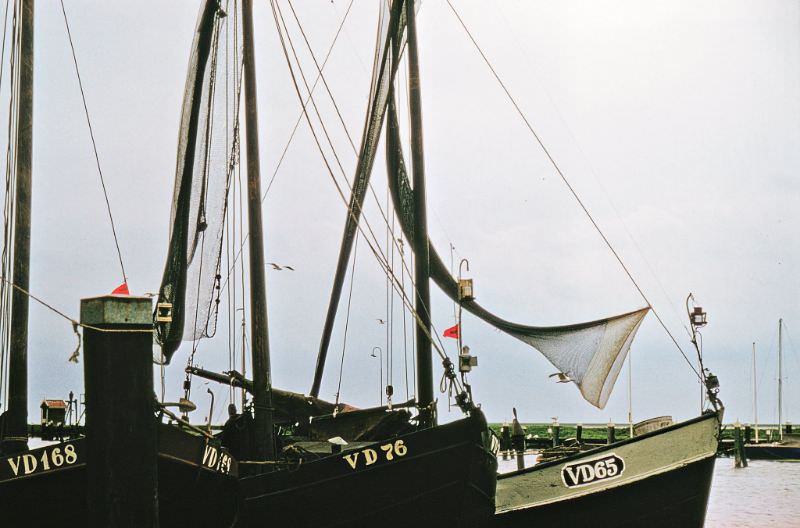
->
[443, 324, 460, 339]
[111, 282, 129, 295]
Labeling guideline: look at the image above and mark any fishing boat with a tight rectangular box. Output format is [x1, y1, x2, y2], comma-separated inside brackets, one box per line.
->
[491, 300, 723, 527]
[745, 319, 800, 461]
[155, 0, 497, 526]
[0, 2, 239, 526]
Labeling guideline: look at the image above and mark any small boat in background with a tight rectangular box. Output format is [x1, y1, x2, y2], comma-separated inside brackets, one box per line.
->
[744, 319, 799, 461]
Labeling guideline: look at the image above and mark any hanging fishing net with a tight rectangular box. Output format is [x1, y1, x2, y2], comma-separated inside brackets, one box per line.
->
[385, 91, 649, 409]
[155, 0, 243, 364]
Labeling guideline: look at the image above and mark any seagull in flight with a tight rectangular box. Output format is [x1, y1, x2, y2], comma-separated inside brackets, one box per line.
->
[267, 262, 295, 271]
[376, 318, 386, 324]
[549, 372, 572, 383]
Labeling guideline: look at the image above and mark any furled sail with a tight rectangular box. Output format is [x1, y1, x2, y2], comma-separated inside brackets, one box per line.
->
[155, 1, 241, 363]
[311, 0, 408, 397]
[386, 93, 649, 409]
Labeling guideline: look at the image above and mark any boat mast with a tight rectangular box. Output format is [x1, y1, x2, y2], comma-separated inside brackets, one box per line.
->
[242, 0, 275, 460]
[1, 0, 33, 454]
[406, 0, 435, 427]
[753, 342, 758, 443]
[778, 318, 783, 442]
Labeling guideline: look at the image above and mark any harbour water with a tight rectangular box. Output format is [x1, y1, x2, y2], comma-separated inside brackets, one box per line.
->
[498, 455, 800, 526]
[706, 459, 800, 527]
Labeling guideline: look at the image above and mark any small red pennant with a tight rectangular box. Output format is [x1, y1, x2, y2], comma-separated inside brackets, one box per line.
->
[111, 282, 129, 295]
[443, 323, 460, 339]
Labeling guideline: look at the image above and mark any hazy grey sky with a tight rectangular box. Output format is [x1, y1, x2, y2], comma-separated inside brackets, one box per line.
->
[12, 1, 799, 427]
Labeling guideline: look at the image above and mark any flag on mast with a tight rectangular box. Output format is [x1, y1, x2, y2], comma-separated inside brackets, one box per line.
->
[443, 324, 459, 339]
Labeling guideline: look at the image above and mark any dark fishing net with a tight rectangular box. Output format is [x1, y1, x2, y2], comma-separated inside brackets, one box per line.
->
[155, 0, 242, 364]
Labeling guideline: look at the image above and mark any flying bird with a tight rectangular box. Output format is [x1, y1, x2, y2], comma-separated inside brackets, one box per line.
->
[376, 318, 386, 324]
[267, 262, 295, 271]
[549, 372, 572, 383]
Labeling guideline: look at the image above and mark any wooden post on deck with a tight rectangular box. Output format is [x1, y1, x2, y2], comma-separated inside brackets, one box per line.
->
[81, 295, 158, 527]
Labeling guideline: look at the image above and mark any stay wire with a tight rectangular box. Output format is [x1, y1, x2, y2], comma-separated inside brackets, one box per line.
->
[263, 0, 355, 199]
[446, 0, 700, 380]
[218, 0, 355, 293]
[270, 0, 464, 396]
[335, 233, 359, 406]
[0, 0, 13, 410]
[60, 1, 127, 285]
[279, 0, 436, 336]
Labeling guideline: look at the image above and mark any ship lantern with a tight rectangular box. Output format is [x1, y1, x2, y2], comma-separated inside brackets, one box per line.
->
[691, 306, 707, 327]
[156, 302, 173, 323]
[705, 371, 720, 391]
[459, 345, 478, 373]
[458, 279, 474, 302]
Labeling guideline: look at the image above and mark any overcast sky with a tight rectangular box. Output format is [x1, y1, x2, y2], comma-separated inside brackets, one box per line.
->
[7, 0, 799, 427]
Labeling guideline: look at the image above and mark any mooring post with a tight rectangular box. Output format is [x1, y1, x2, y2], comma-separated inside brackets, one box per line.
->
[551, 419, 560, 448]
[607, 422, 616, 444]
[733, 421, 747, 468]
[81, 295, 158, 528]
[500, 424, 511, 452]
[576, 423, 583, 444]
[511, 416, 525, 470]
[786, 422, 793, 435]
[744, 424, 752, 444]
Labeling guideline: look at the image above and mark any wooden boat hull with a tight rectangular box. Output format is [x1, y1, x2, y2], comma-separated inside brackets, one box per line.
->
[238, 412, 497, 528]
[494, 411, 721, 528]
[0, 425, 240, 527]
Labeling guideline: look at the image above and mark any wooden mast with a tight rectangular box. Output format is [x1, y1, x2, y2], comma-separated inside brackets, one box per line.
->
[2, 0, 33, 454]
[406, 0, 435, 427]
[242, 0, 275, 461]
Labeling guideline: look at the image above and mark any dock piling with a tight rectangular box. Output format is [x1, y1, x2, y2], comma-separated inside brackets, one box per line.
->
[511, 412, 525, 470]
[734, 421, 748, 468]
[551, 419, 560, 448]
[607, 422, 616, 444]
[81, 295, 158, 527]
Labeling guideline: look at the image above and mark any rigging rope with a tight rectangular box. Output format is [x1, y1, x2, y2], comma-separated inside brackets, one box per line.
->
[0, 276, 151, 334]
[59, 1, 127, 285]
[217, 0, 355, 295]
[0, 0, 14, 411]
[334, 233, 359, 407]
[445, 0, 700, 380]
[269, 0, 467, 399]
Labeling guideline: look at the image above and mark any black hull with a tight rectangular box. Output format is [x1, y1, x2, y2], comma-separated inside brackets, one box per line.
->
[744, 445, 800, 460]
[0, 426, 240, 528]
[238, 413, 497, 528]
[494, 455, 715, 528]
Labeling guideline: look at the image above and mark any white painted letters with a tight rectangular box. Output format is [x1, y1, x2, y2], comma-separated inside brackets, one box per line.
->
[561, 454, 625, 488]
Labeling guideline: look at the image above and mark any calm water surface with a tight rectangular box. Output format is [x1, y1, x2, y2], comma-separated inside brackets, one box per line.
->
[706, 459, 800, 527]
[498, 455, 800, 526]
